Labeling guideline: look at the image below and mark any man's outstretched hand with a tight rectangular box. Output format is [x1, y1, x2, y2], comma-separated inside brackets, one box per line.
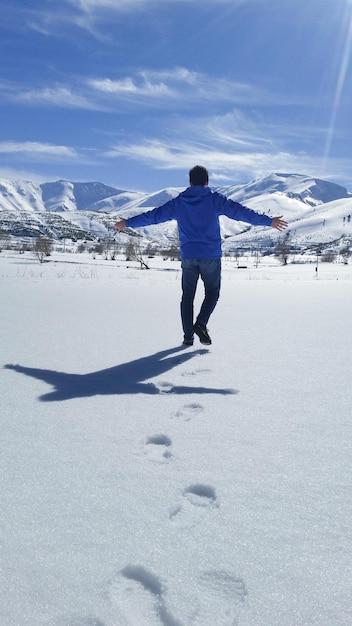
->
[271, 216, 288, 231]
[114, 219, 126, 231]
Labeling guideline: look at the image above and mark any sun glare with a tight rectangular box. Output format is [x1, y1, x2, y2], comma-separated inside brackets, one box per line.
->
[323, 1, 352, 170]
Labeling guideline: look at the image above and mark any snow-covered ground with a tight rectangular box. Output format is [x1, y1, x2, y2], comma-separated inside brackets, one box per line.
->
[1, 251, 352, 626]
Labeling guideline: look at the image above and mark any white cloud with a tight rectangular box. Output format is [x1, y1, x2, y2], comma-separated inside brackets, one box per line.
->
[104, 138, 269, 171]
[5, 67, 256, 112]
[87, 67, 202, 103]
[87, 67, 300, 108]
[25, 0, 236, 37]
[13, 86, 102, 110]
[140, 67, 198, 84]
[88, 76, 174, 98]
[25, 0, 250, 39]
[73, 0, 146, 9]
[102, 104, 305, 176]
[0, 141, 79, 159]
[1, 66, 309, 114]
[70, 0, 238, 11]
[103, 137, 352, 187]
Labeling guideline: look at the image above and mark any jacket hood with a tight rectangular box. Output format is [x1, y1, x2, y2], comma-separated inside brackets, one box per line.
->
[181, 186, 212, 199]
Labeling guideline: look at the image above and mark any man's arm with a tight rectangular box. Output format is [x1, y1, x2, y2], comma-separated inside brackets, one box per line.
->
[217, 193, 287, 230]
[114, 199, 176, 233]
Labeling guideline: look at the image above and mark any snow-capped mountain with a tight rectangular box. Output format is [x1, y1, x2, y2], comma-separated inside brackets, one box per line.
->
[0, 179, 145, 214]
[0, 179, 147, 240]
[0, 173, 351, 250]
[218, 172, 349, 206]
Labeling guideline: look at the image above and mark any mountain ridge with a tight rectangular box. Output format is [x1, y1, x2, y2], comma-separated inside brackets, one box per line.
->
[1, 173, 352, 250]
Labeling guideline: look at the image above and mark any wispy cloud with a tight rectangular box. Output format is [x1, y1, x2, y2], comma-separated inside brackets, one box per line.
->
[88, 67, 306, 109]
[1, 66, 310, 113]
[24, 0, 242, 38]
[104, 137, 278, 172]
[88, 76, 175, 99]
[70, 0, 238, 11]
[103, 102, 316, 169]
[71, 0, 147, 10]
[87, 67, 198, 104]
[10, 85, 105, 111]
[102, 132, 351, 186]
[0, 141, 79, 160]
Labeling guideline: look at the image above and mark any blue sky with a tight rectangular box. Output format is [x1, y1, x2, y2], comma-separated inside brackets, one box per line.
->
[1, 0, 352, 192]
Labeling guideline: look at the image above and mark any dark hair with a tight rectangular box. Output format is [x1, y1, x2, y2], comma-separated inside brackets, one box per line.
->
[189, 165, 209, 186]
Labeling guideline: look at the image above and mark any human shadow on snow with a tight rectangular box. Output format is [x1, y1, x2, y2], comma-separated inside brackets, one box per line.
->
[4, 346, 237, 402]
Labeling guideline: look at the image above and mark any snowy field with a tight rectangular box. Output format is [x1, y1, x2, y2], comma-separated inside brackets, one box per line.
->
[1, 251, 352, 626]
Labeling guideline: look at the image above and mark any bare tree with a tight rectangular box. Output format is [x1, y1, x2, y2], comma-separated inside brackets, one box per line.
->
[109, 239, 120, 260]
[125, 239, 135, 262]
[34, 236, 53, 263]
[321, 251, 336, 263]
[160, 225, 180, 261]
[101, 237, 111, 260]
[93, 242, 104, 255]
[340, 246, 351, 264]
[274, 234, 291, 265]
[0, 228, 10, 252]
[125, 235, 149, 269]
[101, 235, 120, 260]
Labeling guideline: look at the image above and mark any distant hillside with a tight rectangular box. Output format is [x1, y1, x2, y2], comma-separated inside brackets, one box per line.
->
[0, 173, 352, 251]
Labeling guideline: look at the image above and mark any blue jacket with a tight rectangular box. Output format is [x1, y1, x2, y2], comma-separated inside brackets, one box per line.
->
[125, 185, 272, 259]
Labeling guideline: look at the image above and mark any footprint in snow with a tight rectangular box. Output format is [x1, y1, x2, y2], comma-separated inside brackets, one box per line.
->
[156, 380, 174, 393]
[144, 434, 173, 463]
[181, 368, 210, 378]
[169, 483, 219, 528]
[191, 569, 247, 626]
[173, 403, 203, 422]
[109, 564, 181, 626]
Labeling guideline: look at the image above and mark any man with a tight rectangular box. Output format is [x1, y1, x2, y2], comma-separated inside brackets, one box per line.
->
[115, 166, 287, 346]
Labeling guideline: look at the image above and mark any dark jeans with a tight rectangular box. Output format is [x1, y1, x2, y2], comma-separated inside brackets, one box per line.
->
[180, 258, 221, 339]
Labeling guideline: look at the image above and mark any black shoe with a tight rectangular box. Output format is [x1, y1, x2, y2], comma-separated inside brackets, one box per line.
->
[193, 321, 212, 345]
[183, 335, 194, 346]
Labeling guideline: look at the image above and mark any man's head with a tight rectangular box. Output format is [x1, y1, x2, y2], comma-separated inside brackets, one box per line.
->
[189, 165, 209, 186]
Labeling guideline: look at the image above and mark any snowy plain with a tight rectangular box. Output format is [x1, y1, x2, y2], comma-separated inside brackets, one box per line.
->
[1, 250, 352, 626]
